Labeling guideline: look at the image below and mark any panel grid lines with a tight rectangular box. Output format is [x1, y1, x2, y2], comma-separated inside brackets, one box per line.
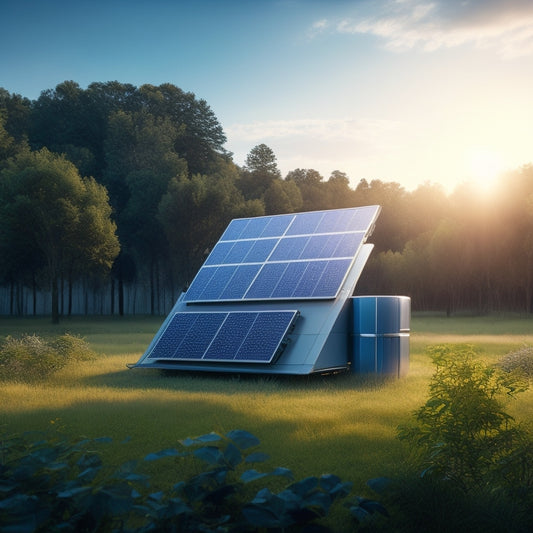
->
[147, 310, 298, 364]
[183, 206, 379, 303]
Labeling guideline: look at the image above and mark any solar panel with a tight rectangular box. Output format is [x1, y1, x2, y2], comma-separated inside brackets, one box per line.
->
[183, 206, 379, 303]
[147, 310, 298, 364]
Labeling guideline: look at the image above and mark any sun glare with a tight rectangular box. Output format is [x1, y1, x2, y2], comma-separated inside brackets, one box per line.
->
[467, 148, 505, 193]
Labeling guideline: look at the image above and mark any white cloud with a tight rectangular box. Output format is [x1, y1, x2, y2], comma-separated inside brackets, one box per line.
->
[319, 0, 533, 57]
[225, 117, 401, 182]
[226, 117, 398, 144]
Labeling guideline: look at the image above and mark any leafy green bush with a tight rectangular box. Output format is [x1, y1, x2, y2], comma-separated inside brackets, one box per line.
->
[0, 429, 382, 532]
[0, 333, 96, 381]
[498, 344, 533, 377]
[359, 344, 533, 532]
[398, 344, 531, 493]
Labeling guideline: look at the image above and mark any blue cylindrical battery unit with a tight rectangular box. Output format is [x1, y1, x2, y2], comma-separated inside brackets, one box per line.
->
[351, 296, 410, 377]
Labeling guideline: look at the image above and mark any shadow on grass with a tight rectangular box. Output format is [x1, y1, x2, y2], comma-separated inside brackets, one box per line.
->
[77, 364, 397, 393]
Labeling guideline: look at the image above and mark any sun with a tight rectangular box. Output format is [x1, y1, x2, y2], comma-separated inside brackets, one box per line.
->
[467, 147, 505, 193]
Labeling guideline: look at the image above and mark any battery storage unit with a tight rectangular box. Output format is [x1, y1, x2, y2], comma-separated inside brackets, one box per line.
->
[351, 296, 410, 377]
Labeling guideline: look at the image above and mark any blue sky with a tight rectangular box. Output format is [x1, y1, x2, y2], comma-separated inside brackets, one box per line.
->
[2, 0, 533, 192]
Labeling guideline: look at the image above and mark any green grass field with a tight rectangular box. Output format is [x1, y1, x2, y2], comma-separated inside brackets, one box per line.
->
[1, 313, 532, 530]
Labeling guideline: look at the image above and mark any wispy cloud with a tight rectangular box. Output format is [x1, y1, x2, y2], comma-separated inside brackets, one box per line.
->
[225, 118, 400, 179]
[226, 118, 398, 143]
[316, 0, 533, 58]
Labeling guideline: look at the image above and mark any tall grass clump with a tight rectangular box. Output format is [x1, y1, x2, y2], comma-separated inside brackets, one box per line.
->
[498, 344, 533, 378]
[0, 333, 96, 381]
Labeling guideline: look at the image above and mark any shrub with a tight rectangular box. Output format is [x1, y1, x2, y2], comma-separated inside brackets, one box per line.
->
[398, 344, 532, 494]
[0, 429, 380, 532]
[0, 333, 96, 381]
[498, 344, 533, 377]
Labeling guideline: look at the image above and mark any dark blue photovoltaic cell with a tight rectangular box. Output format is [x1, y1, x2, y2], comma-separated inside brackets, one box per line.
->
[271, 262, 308, 298]
[219, 264, 261, 300]
[239, 217, 270, 239]
[269, 236, 309, 261]
[349, 206, 379, 231]
[299, 234, 331, 259]
[204, 312, 255, 360]
[260, 214, 293, 237]
[292, 261, 327, 297]
[314, 209, 345, 233]
[220, 218, 249, 241]
[178, 313, 226, 359]
[332, 232, 364, 258]
[244, 238, 278, 263]
[224, 240, 254, 263]
[236, 312, 294, 361]
[182, 206, 380, 302]
[182, 268, 217, 300]
[148, 310, 298, 363]
[319, 233, 344, 257]
[196, 266, 236, 300]
[246, 263, 288, 299]
[204, 241, 234, 266]
[313, 259, 352, 297]
[148, 313, 197, 359]
[286, 211, 324, 235]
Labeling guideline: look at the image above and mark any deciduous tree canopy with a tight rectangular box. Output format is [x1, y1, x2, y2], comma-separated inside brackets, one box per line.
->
[0, 148, 119, 322]
[1, 82, 533, 316]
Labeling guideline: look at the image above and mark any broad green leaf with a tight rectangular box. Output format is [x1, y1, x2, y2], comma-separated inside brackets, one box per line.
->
[241, 469, 268, 483]
[350, 505, 370, 522]
[193, 445, 224, 465]
[226, 429, 260, 449]
[270, 466, 294, 480]
[245, 451, 270, 463]
[77, 453, 102, 469]
[223, 442, 242, 468]
[288, 476, 318, 496]
[144, 448, 182, 461]
[242, 504, 282, 528]
[366, 476, 392, 494]
[180, 432, 221, 446]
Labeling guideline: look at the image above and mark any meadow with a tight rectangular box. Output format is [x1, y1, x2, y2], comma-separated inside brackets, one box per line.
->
[1, 313, 532, 530]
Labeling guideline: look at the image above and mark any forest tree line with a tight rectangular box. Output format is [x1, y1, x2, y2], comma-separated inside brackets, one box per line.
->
[1, 80, 533, 318]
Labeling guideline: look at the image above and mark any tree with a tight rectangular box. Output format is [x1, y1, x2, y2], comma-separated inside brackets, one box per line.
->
[103, 109, 187, 314]
[239, 144, 281, 200]
[0, 88, 31, 145]
[0, 148, 119, 323]
[0, 113, 15, 162]
[138, 83, 227, 175]
[285, 168, 325, 211]
[244, 143, 281, 176]
[158, 173, 264, 289]
[263, 179, 302, 214]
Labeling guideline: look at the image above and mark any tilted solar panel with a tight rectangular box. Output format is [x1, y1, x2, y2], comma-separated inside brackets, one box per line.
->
[183, 206, 379, 303]
[147, 310, 299, 364]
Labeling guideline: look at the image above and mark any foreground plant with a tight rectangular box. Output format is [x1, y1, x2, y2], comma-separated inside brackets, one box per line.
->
[0, 428, 384, 532]
[398, 344, 532, 493]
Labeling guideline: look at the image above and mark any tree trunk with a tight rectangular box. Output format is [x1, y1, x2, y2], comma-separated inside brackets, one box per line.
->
[51, 277, 60, 324]
[68, 275, 73, 316]
[110, 278, 115, 315]
[32, 273, 37, 316]
[118, 276, 124, 316]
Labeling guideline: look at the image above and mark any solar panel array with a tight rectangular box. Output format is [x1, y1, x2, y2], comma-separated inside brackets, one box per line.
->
[147, 310, 298, 363]
[183, 206, 379, 303]
[137, 206, 380, 369]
